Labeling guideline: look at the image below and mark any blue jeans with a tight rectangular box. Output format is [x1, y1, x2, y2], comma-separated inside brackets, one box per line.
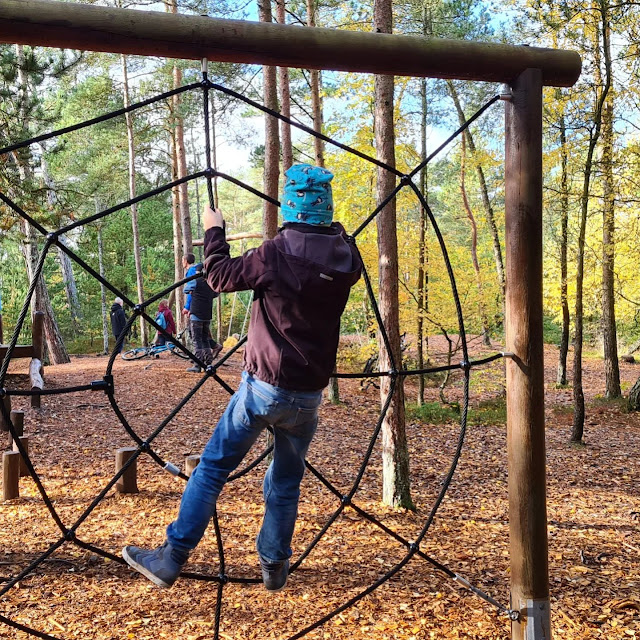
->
[166, 372, 323, 562]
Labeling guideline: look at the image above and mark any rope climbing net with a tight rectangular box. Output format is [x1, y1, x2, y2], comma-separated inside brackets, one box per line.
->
[0, 62, 518, 640]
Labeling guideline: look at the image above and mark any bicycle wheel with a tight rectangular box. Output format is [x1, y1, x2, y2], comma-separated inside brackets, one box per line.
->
[121, 347, 151, 361]
[168, 343, 191, 360]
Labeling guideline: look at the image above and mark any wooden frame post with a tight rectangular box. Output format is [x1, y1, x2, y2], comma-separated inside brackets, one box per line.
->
[505, 68, 550, 640]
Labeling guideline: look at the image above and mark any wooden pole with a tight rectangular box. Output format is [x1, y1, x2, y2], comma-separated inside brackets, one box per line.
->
[0, 395, 11, 433]
[505, 68, 550, 640]
[13, 436, 29, 478]
[115, 447, 138, 494]
[2, 450, 20, 500]
[0, 1, 581, 87]
[184, 455, 200, 477]
[7, 409, 24, 449]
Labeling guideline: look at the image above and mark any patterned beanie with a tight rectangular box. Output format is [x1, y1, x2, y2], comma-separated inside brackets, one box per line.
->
[280, 164, 334, 226]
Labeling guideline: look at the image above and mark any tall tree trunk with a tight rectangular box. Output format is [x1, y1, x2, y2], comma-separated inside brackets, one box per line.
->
[373, 0, 413, 509]
[557, 111, 570, 386]
[572, 6, 612, 443]
[14, 44, 69, 364]
[121, 54, 148, 346]
[21, 220, 70, 364]
[601, 94, 620, 398]
[169, 128, 185, 330]
[307, 0, 324, 168]
[57, 237, 82, 336]
[40, 149, 82, 334]
[417, 75, 428, 406]
[460, 136, 491, 346]
[258, 0, 280, 240]
[276, 0, 293, 172]
[446, 80, 505, 301]
[165, 0, 193, 255]
[97, 220, 110, 355]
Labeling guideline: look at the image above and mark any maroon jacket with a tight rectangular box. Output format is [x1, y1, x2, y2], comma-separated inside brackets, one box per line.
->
[203, 222, 362, 391]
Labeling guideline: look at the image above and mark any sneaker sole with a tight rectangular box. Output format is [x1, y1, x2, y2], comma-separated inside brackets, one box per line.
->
[264, 579, 287, 593]
[122, 546, 172, 589]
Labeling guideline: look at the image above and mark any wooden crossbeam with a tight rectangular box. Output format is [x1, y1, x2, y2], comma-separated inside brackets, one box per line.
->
[0, 0, 581, 87]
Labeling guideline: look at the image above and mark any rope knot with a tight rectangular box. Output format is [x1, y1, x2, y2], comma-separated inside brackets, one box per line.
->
[140, 442, 151, 452]
[399, 174, 412, 186]
[64, 529, 76, 541]
[341, 495, 351, 506]
[459, 360, 471, 373]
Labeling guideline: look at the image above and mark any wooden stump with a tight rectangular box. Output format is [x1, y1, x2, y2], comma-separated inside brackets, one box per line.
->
[7, 409, 24, 449]
[31, 311, 45, 409]
[185, 455, 200, 477]
[2, 451, 20, 500]
[12, 436, 29, 477]
[115, 447, 138, 493]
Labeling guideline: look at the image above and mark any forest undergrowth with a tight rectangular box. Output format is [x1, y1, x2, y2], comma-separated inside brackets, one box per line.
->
[1, 339, 639, 640]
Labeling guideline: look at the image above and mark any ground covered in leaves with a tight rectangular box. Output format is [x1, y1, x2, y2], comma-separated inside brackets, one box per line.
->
[1, 338, 639, 639]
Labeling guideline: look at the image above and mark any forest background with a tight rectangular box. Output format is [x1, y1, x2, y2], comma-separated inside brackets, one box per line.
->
[0, 0, 638, 443]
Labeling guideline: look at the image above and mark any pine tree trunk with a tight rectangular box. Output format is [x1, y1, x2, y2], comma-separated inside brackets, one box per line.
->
[97, 221, 110, 355]
[169, 128, 185, 330]
[374, 0, 413, 510]
[39, 150, 82, 334]
[417, 74, 429, 406]
[14, 44, 69, 364]
[259, 0, 280, 240]
[601, 95, 620, 398]
[22, 220, 70, 364]
[276, 0, 293, 172]
[557, 113, 570, 386]
[121, 54, 148, 346]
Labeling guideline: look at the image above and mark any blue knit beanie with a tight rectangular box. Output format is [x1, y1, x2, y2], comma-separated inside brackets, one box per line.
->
[281, 164, 334, 226]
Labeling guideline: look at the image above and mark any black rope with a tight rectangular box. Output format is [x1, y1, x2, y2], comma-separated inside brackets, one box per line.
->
[0, 77, 517, 640]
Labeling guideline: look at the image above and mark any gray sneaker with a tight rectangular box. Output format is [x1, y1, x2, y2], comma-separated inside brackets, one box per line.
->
[186, 365, 202, 373]
[259, 556, 290, 592]
[122, 541, 188, 588]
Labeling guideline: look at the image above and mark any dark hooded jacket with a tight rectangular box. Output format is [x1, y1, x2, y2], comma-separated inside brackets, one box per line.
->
[203, 222, 362, 391]
[110, 303, 127, 339]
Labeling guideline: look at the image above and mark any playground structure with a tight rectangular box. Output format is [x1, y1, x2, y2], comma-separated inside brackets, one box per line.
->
[0, 2, 581, 640]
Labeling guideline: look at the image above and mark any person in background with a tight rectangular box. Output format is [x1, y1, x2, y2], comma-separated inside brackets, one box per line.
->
[123, 164, 362, 593]
[154, 300, 176, 346]
[185, 263, 223, 373]
[109, 297, 127, 353]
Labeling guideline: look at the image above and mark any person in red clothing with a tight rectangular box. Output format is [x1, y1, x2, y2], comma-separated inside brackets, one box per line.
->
[123, 164, 362, 592]
[154, 299, 176, 346]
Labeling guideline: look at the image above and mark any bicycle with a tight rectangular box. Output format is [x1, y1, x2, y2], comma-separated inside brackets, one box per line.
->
[121, 329, 191, 361]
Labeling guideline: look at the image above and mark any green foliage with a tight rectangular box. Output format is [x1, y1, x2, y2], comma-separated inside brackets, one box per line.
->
[407, 396, 506, 426]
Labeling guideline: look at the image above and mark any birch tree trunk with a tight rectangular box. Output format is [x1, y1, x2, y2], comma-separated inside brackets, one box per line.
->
[259, 0, 280, 240]
[121, 54, 148, 346]
[373, 0, 413, 509]
[276, 0, 293, 172]
[601, 93, 620, 398]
